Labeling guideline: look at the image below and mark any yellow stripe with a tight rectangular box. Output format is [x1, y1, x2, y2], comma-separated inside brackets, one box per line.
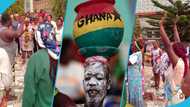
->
[73, 16, 124, 38]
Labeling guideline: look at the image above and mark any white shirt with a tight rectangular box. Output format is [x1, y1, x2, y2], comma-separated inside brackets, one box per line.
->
[55, 26, 63, 45]
[129, 51, 142, 65]
[151, 48, 161, 64]
[0, 48, 12, 90]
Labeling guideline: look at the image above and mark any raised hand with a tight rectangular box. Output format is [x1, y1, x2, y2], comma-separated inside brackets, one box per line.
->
[173, 15, 180, 42]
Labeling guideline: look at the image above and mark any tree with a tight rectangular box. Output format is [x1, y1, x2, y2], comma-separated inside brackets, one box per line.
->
[5, 0, 24, 15]
[146, 0, 190, 42]
[52, 0, 67, 19]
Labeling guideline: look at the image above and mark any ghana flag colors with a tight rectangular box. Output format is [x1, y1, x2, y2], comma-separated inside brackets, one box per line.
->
[73, 0, 124, 57]
[62, 0, 138, 106]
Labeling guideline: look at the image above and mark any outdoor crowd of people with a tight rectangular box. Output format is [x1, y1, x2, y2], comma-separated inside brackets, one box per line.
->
[127, 17, 190, 107]
[0, 9, 64, 106]
[0, 9, 123, 107]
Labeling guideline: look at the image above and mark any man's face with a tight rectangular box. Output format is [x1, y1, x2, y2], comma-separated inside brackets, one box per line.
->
[56, 19, 63, 27]
[47, 16, 52, 22]
[83, 62, 109, 105]
[38, 17, 44, 23]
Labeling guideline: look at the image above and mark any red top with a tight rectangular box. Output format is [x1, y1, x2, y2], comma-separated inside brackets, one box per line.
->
[75, 0, 115, 13]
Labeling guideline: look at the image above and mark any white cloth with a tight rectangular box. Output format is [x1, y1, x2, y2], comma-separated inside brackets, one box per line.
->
[186, 47, 189, 56]
[51, 21, 57, 30]
[35, 27, 59, 60]
[55, 61, 84, 99]
[55, 26, 63, 45]
[0, 48, 12, 90]
[129, 51, 142, 65]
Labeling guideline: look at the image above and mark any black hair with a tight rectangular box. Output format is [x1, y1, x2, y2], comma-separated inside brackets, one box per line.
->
[57, 17, 63, 23]
[48, 14, 53, 19]
[60, 38, 73, 64]
[1, 13, 11, 25]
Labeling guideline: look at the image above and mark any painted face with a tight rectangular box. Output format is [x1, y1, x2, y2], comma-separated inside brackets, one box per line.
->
[83, 62, 109, 106]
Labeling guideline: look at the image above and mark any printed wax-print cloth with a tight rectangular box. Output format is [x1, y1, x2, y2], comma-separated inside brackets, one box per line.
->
[35, 22, 60, 59]
[20, 30, 34, 51]
[159, 52, 170, 75]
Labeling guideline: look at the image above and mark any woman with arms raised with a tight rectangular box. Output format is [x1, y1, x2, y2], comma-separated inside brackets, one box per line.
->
[160, 17, 188, 105]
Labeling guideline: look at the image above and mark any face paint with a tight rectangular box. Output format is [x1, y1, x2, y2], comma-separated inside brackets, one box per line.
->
[83, 62, 108, 106]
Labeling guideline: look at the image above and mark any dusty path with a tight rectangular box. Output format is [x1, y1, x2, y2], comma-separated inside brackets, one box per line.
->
[143, 63, 166, 107]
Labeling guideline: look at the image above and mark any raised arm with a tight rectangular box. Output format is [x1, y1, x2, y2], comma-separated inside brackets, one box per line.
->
[173, 20, 181, 42]
[7, 22, 25, 39]
[160, 18, 179, 67]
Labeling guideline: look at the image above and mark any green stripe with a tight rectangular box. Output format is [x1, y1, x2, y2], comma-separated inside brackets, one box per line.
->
[75, 27, 124, 48]
[79, 46, 118, 58]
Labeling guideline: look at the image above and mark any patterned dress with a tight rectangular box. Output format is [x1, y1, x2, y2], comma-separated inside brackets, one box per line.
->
[20, 28, 34, 52]
[127, 51, 144, 107]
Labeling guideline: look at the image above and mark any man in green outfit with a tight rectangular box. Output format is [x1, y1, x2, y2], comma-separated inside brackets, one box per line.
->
[22, 19, 60, 107]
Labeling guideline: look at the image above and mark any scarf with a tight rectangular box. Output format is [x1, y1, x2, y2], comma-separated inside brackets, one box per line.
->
[35, 22, 60, 60]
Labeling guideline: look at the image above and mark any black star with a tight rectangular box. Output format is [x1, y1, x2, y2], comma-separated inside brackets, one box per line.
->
[112, 10, 121, 21]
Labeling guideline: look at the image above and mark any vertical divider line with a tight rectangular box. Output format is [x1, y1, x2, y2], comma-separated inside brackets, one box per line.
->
[50, 0, 69, 107]
[120, 0, 137, 107]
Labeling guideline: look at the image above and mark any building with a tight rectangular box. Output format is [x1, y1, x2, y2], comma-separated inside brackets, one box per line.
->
[136, 0, 170, 14]
[136, 0, 189, 40]
[136, 0, 188, 14]
[136, 0, 170, 40]
[33, 0, 52, 13]
[24, 0, 52, 13]
[24, 0, 33, 12]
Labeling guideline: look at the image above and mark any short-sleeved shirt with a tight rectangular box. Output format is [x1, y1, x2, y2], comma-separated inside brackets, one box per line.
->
[0, 48, 12, 90]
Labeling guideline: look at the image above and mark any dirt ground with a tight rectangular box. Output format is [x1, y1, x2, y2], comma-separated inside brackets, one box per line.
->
[143, 63, 166, 107]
